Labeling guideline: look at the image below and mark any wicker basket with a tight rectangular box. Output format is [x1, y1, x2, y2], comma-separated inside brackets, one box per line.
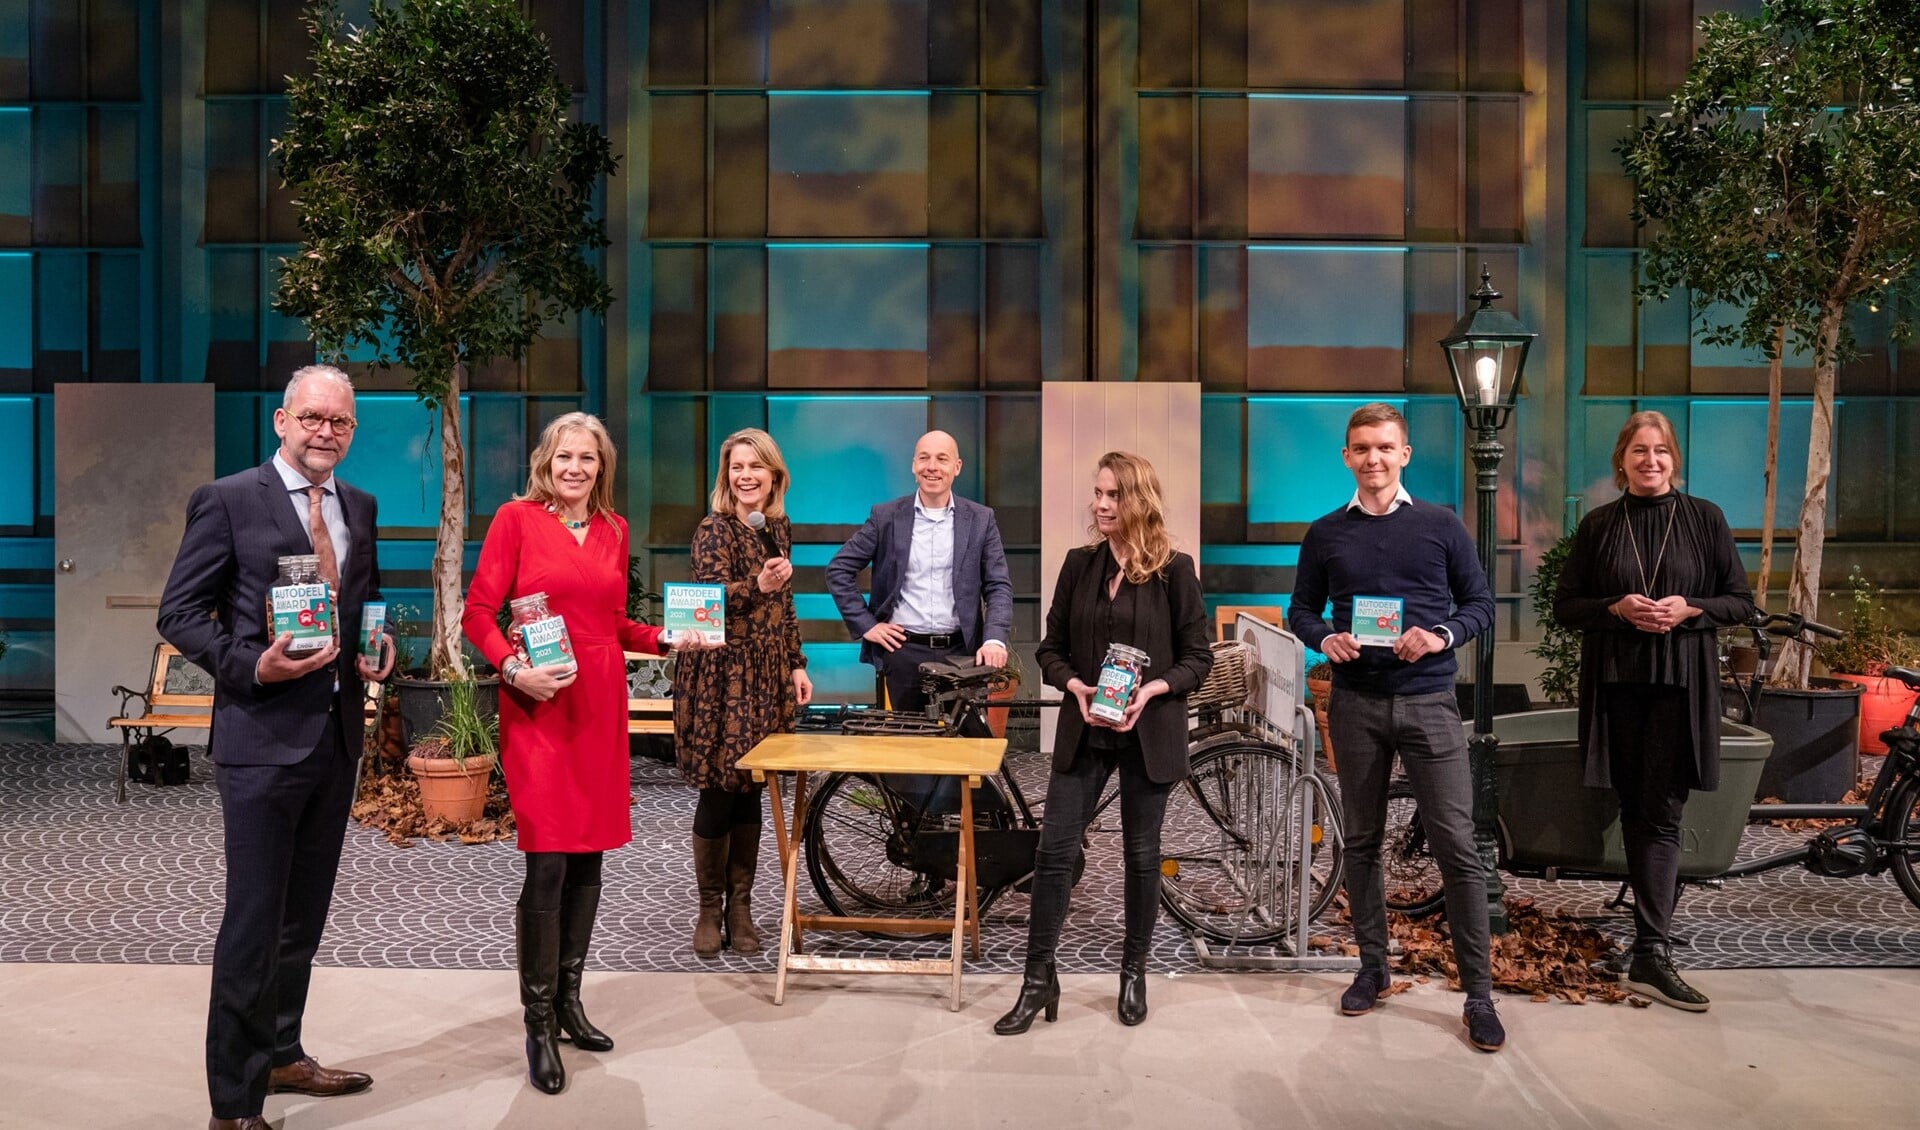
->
[1189, 639, 1256, 712]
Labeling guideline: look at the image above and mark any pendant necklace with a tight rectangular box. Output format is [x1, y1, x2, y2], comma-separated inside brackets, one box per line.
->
[547, 503, 589, 530]
[1622, 494, 1679, 595]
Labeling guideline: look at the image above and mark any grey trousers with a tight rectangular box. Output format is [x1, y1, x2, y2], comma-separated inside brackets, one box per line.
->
[1329, 686, 1492, 995]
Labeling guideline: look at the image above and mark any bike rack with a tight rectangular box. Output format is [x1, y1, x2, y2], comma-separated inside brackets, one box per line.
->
[1188, 702, 1362, 973]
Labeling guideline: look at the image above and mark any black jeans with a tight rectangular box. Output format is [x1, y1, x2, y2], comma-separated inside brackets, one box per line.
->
[1603, 683, 1693, 955]
[1022, 733, 1174, 963]
[1330, 687, 1492, 995]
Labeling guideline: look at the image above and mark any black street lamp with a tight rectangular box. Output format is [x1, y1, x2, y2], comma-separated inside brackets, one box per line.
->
[1439, 265, 1536, 937]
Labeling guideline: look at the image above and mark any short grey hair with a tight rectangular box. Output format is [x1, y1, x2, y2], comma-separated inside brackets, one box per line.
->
[283, 364, 356, 408]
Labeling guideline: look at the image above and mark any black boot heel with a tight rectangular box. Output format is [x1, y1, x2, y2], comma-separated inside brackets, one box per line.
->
[994, 959, 1061, 1035]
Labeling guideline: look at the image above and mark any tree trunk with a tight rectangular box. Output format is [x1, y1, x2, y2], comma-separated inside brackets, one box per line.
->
[427, 358, 469, 679]
[1771, 307, 1842, 690]
[1755, 322, 1784, 608]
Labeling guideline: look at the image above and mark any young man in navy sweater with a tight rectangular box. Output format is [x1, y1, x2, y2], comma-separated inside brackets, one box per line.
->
[1288, 402, 1505, 1052]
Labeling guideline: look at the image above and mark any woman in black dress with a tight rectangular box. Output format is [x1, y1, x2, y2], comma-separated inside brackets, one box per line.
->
[1554, 410, 1754, 1011]
[994, 452, 1212, 1033]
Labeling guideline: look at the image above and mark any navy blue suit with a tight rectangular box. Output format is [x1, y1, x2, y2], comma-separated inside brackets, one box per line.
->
[158, 460, 380, 1118]
[826, 494, 1013, 709]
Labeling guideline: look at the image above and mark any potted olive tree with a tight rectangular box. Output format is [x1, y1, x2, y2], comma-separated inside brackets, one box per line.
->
[274, 0, 617, 727]
[1621, 0, 1920, 798]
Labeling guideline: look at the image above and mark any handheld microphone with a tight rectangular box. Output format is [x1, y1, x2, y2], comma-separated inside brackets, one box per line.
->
[745, 510, 782, 559]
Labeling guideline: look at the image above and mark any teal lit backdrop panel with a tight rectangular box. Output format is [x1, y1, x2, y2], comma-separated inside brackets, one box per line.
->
[469, 396, 528, 517]
[1201, 396, 1243, 505]
[1402, 397, 1461, 510]
[0, 253, 28, 372]
[302, 393, 464, 529]
[0, 396, 32, 526]
[1576, 400, 1633, 507]
[767, 244, 929, 388]
[0, 109, 26, 240]
[768, 395, 925, 525]
[215, 393, 263, 478]
[767, 93, 928, 237]
[36, 255, 83, 368]
[1687, 400, 1823, 532]
[1246, 397, 1403, 524]
[1247, 247, 1404, 391]
[706, 394, 768, 478]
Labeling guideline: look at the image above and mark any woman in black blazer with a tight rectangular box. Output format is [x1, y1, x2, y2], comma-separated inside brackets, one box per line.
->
[994, 451, 1213, 1034]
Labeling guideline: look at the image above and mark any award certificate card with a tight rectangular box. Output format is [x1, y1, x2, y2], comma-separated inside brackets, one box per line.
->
[665, 582, 727, 644]
[1351, 595, 1404, 648]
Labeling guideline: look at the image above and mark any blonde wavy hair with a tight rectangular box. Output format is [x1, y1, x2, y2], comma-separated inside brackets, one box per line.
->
[1087, 451, 1175, 584]
[519, 412, 618, 517]
[709, 427, 790, 519]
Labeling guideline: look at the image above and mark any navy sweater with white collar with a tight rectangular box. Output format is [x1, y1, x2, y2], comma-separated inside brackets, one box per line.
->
[1287, 498, 1495, 697]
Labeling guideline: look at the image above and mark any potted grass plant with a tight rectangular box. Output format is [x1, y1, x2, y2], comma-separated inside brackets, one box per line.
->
[1817, 568, 1920, 755]
[406, 675, 500, 825]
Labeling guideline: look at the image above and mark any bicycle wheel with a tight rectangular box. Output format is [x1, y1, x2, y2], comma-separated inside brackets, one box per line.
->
[1381, 776, 1447, 917]
[1158, 736, 1343, 946]
[803, 771, 1015, 938]
[1885, 776, 1920, 910]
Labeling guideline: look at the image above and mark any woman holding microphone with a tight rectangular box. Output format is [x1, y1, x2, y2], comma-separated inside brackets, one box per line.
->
[674, 427, 813, 957]
[994, 451, 1212, 1033]
[464, 412, 708, 1095]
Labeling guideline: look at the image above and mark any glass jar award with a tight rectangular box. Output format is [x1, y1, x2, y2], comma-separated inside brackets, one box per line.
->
[1088, 643, 1151, 723]
[268, 554, 336, 654]
[509, 592, 578, 675]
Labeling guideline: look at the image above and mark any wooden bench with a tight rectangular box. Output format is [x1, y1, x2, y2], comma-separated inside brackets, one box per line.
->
[108, 643, 213, 804]
[625, 650, 674, 737]
[108, 641, 384, 802]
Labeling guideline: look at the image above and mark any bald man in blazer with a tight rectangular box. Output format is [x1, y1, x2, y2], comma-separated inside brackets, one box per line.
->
[159, 364, 393, 1130]
[827, 430, 1014, 713]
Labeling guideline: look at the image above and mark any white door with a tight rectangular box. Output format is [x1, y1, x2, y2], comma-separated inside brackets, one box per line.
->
[54, 384, 214, 742]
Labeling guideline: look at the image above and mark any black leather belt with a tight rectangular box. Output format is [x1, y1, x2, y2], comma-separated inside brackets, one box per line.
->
[902, 630, 959, 649]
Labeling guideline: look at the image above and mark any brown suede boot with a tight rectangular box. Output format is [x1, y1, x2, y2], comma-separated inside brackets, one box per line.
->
[725, 821, 763, 955]
[692, 834, 728, 958]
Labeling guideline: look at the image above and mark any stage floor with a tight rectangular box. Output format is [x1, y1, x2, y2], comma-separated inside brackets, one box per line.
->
[3, 742, 1919, 974]
[3, 962, 1918, 1128]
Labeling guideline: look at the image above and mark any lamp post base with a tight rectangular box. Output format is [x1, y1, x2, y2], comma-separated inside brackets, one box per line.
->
[1469, 729, 1508, 936]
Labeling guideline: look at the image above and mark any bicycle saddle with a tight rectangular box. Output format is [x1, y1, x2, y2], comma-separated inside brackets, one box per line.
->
[1888, 666, 1920, 691]
[916, 658, 1002, 691]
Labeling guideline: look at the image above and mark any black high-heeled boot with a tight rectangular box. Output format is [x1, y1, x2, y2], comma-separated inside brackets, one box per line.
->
[1117, 953, 1148, 1026]
[555, 884, 614, 1052]
[516, 906, 566, 1094]
[993, 958, 1060, 1035]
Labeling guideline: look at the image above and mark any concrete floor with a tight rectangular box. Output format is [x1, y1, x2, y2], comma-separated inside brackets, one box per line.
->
[2, 964, 1917, 1129]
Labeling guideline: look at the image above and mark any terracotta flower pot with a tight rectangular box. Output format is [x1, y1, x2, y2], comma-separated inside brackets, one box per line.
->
[1827, 673, 1918, 755]
[407, 752, 498, 824]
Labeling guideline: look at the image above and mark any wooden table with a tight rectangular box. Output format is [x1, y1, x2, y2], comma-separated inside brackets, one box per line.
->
[736, 732, 1007, 1011]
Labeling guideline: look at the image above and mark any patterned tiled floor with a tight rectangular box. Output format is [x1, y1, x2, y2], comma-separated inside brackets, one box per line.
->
[2, 742, 1917, 974]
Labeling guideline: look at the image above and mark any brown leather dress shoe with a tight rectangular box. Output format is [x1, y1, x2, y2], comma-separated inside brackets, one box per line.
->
[267, 1054, 373, 1096]
[208, 1117, 271, 1129]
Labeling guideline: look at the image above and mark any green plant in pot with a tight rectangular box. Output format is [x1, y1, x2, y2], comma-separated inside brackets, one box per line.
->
[1816, 567, 1920, 754]
[1528, 532, 1581, 706]
[407, 675, 500, 825]
[274, 0, 616, 734]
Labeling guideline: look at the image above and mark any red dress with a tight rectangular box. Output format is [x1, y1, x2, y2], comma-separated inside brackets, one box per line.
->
[463, 500, 664, 853]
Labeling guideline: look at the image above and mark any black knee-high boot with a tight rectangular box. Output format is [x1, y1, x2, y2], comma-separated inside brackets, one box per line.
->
[516, 906, 566, 1094]
[555, 885, 614, 1052]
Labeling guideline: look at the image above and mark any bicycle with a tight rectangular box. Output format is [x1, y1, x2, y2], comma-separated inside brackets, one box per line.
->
[1381, 610, 1920, 916]
[800, 644, 1344, 945]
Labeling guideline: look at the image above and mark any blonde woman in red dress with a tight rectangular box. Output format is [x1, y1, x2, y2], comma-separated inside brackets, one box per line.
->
[463, 411, 708, 1095]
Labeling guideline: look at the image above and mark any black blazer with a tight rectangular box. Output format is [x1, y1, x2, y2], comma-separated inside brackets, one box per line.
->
[1037, 545, 1212, 784]
[157, 461, 381, 766]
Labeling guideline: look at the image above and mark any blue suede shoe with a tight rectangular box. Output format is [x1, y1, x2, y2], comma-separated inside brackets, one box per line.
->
[1463, 997, 1506, 1052]
[1338, 966, 1392, 1016]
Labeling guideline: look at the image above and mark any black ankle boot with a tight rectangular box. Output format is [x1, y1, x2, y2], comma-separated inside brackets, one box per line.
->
[993, 958, 1060, 1035]
[555, 885, 614, 1052]
[1118, 953, 1148, 1026]
[516, 906, 566, 1094]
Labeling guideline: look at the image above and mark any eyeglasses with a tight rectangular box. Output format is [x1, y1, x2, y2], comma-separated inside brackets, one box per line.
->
[291, 411, 358, 433]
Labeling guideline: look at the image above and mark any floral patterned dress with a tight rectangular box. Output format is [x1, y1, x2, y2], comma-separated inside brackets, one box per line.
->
[673, 512, 807, 792]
